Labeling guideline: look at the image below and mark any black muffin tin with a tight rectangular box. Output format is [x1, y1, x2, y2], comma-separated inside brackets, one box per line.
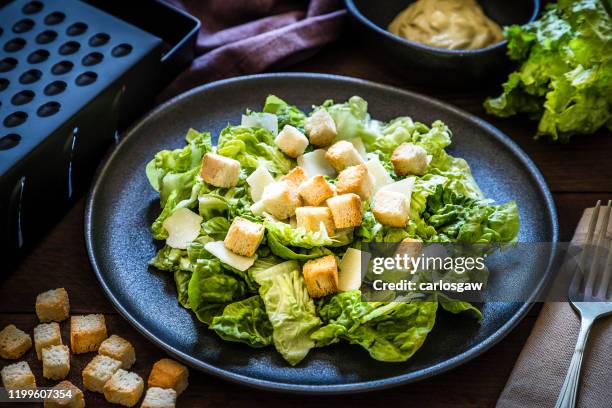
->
[0, 0, 200, 272]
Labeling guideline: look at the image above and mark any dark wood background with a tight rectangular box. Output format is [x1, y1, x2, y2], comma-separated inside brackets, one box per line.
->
[1, 37, 611, 407]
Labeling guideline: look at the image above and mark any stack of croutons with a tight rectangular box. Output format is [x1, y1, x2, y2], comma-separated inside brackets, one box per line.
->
[0, 288, 189, 407]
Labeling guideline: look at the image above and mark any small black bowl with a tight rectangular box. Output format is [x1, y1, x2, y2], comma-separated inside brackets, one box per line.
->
[345, 0, 540, 86]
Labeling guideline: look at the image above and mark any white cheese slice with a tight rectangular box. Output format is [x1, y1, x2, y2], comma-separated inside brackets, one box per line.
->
[241, 112, 278, 136]
[338, 248, 370, 291]
[297, 149, 336, 177]
[349, 138, 367, 159]
[379, 177, 415, 202]
[246, 166, 274, 201]
[163, 208, 202, 249]
[204, 241, 257, 271]
[250, 200, 265, 216]
[365, 155, 393, 191]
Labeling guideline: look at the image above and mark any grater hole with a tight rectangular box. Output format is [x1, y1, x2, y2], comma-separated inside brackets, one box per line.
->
[37, 101, 60, 117]
[11, 90, 34, 106]
[4, 38, 26, 52]
[36, 30, 57, 44]
[66, 22, 87, 36]
[58, 41, 80, 55]
[4, 112, 28, 128]
[0, 58, 18, 73]
[0, 78, 9, 91]
[82, 52, 103, 66]
[22, 1, 44, 15]
[19, 69, 42, 84]
[89, 33, 110, 47]
[44, 80, 66, 96]
[75, 71, 97, 86]
[27, 49, 49, 64]
[112, 43, 132, 57]
[0, 134, 21, 150]
[44, 12, 65, 26]
[51, 61, 73, 75]
[13, 19, 35, 34]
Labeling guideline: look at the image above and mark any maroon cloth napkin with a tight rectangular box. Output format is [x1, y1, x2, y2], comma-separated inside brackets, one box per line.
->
[159, 0, 346, 101]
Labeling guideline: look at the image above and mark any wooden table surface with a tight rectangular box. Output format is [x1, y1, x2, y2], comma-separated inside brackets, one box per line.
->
[1, 37, 611, 407]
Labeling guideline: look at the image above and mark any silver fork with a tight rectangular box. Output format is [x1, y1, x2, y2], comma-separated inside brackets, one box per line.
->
[555, 200, 612, 408]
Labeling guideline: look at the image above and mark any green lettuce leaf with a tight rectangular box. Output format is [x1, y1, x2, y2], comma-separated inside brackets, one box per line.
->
[263, 95, 306, 131]
[267, 232, 332, 260]
[264, 218, 333, 248]
[210, 295, 273, 347]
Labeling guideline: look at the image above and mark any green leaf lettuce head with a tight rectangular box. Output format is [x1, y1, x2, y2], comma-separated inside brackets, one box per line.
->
[210, 295, 273, 348]
[485, 0, 612, 141]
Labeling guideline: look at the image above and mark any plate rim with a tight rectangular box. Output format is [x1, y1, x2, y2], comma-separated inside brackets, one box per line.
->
[84, 72, 559, 394]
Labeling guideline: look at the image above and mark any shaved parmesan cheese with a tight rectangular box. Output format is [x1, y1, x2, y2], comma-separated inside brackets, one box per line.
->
[380, 177, 415, 201]
[163, 208, 202, 249]
[250, 200, 265, 216]
[241, 112, 278, 136]
[297, 149, 336, 177]
[338, 248, 370, 291]
[246, 166, 274, 201]
[349, 138, 367, 159]
[365, 155, 393, 191]
[204, 241, 257, 271]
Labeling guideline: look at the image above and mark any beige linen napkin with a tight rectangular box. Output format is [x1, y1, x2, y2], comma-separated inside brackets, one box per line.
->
[497, 208, 612, 408]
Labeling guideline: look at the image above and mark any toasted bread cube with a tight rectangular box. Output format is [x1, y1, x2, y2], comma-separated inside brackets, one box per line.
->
[391, 143, 428, 176]
[326, 194, 362, 228]
[305, 109, 337, 147]
[83, 354, 122, 393]
[44, 380, 85, 408]
[99, 335, 136, 370]
[104, 369, 144, 407]
[42, 344, 70, 380]
[373, 189, 410, 228]
[325, 140, 365, 172]
[34, 322, 62, 360]
[303, 255, 339, 298]
[36, 288, 70, 323]
[141, 387, 177, 408]
[1, 361, 36, 390]
[0, 324, 32, 359]
[280, 166, 308, 189]
[148, 359, 189, 395]
[335, 164, 374, 200]
[70, 314, 107, 354]
[275, 125, 309, 158]
[200, 153, 240, 188]
[261, 181, 301, 220]
[295, 207, 334, 235]
[224, 217, 265, 257]
[297, 175, 334, 206]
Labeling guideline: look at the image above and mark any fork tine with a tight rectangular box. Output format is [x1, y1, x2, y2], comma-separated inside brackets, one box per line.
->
[586, 200, 611, 297]
[578, 201, 600, 288]
[596, 228, 612, 299]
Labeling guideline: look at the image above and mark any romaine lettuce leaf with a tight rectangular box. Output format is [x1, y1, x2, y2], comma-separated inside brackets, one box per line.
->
[263, 95, 306, 131]
[264, 218, 333, 248]
[210, 295, 273, 347]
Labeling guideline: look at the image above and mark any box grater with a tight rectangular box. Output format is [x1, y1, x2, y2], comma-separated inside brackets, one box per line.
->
[0, 0, 200, 272]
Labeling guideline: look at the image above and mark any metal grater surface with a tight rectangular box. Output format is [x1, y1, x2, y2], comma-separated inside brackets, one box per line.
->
[0, 0, 161, 175]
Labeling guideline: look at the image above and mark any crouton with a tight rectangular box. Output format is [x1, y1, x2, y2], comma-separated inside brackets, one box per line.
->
[70, 314, 107, 354]
[82, 354, 122, 393]
[141, 387, 177, 408]
[36, 288, 70, 323]
[104, 369, 144, 407]
[261, 181, 301, 220]
[326, 193, 362, 228]
[99, 335, 136, 370]
[335, 164, 374, 200]
[295, 207, 334, 235]
[224, 217, 265, 257]
[275, 125, 309, 158]
[391, 143, 428, 176]
[1, 361, 36, 390]
[280, 166, 308, 189]
[0, 324, 32, 359]
[42, 344, 70, 380]
[395, 238, 423, 271]
[200, 153, 240, 188]
[34, 322, 62, 360]
[372, 189, 410, 228]
[305, 109, 337, 147]
[148, 359, 189, 395]
[297, 175, 335, 206]
[325, 140, 365, 172]
[44, 380, 85, 408]
[303, 255, 339, 298]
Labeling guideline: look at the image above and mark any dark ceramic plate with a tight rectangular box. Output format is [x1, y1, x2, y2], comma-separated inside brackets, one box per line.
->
[85, 73, 558, 394]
